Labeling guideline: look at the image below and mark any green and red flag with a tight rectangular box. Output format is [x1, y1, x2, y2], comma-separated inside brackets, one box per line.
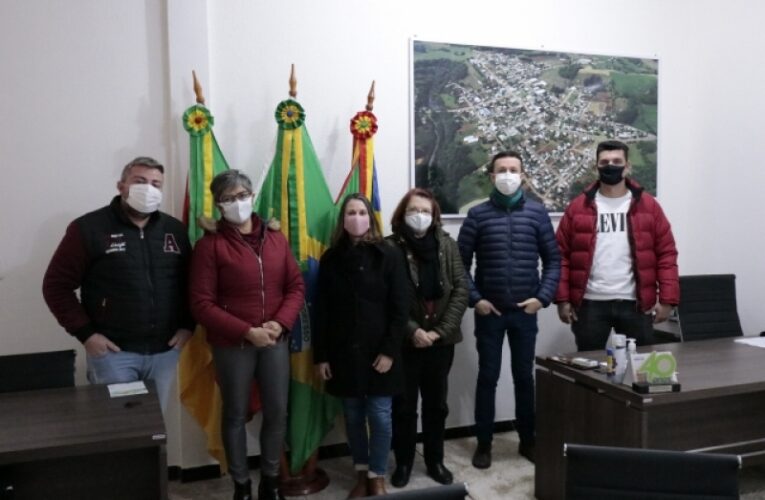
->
[255, 98, 342, 474]
[178, 101, 230, 471]
[336, 108, 382, 227]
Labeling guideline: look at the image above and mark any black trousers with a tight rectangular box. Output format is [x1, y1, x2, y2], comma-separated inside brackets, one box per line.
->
[572, 299, 655, 351]
[392, 343, 455, 467]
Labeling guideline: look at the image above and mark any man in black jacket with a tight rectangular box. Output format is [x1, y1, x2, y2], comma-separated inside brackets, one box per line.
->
[43, 157, 193, 412]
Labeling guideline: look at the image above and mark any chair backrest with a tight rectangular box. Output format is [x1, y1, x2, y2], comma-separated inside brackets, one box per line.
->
[564, 443, 740, 500]
[0, 350, 76, 393]
[382, 483, 470, 500]
[677, 274, 743, 341]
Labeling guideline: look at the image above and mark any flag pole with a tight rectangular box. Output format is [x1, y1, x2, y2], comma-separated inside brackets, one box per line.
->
[276, 64, 332, 496]
[192, 70, 206, 105]
[366, 80, 375, 111]
[179, 70, 233, 472]
[289, 63, 297, 98]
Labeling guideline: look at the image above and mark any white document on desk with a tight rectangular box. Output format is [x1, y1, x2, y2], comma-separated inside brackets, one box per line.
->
[108, 381, 148, 397]
[734, 337, 765, 349]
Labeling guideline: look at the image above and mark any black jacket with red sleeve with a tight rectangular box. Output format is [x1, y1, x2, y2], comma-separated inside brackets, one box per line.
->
[43, 196, 193, 353]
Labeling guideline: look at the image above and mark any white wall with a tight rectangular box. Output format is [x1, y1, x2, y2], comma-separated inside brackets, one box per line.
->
[0, 0, 184, 466]
[2, 0, 765, 469]
[1, 0, 171, 352]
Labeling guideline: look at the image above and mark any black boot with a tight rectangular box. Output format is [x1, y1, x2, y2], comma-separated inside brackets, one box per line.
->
[472, 441, 492, 469]
[426, 462, 453, 485]
[391, 462, 412, 488]
[233, 479, 252, 500]
[518, 440, 535, 464]
[257, 475, 285, 500]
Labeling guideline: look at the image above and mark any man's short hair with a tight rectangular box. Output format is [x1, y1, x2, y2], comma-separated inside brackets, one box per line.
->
[596, 140, 629, 162]
[120, 157, 164, 181]
[488, 151, 523, 173]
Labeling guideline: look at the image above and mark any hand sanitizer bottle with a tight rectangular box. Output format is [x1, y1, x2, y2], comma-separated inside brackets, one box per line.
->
[623, 338, 637, 385]
[627, 338, 637, 355]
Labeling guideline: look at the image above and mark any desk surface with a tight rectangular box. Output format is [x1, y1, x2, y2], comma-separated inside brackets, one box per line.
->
[535, 337, 765, 500]
[536, 337, 765, 408]
[0, 384, 166, 465]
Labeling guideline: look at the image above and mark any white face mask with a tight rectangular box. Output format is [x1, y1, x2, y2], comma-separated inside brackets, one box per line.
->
[405, 213, 433, 234]
[220, 197, 253, 225]
[494, 172, 522, 196]
[126, 184, 162, 214]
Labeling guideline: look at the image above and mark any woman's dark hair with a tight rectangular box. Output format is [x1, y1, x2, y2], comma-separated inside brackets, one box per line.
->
[330, 193, 383, 247]
[390, 188, 442, 234]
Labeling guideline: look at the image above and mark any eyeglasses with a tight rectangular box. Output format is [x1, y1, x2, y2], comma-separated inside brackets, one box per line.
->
[405, 208, 432, 215]
[219, 191, 253, 204]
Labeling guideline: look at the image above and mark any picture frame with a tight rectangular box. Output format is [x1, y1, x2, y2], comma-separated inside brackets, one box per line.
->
[410, 38, 659, 216]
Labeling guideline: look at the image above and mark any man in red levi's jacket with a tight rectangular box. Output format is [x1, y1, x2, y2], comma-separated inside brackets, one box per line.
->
[189, 170, 304, 500]
[555, 140, 679, 352]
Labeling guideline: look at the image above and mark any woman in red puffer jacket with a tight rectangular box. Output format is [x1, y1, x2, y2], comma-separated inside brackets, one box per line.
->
[189, 170, 304, 500]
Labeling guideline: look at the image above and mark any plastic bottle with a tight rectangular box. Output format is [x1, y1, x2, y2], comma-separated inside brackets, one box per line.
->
[605, 329, 616, 377]
[612, 334, 627, 384]
[627, 338, 637, 355]
[624, 338, 637, 385]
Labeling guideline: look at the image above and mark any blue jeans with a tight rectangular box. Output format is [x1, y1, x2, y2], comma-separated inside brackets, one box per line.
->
[86, 348, 180, 414]
[342, 396, 393, 476]
[474, 309, 538, 444]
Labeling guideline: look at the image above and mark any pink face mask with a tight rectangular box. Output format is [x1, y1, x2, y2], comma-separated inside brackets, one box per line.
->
[344, 214, 370, 237]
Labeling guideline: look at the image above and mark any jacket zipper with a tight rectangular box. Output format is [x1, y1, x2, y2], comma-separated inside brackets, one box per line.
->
[139, 227, 156, 333]
[258, 237, 266, 330]
[585, 203, 598, 294]
[626, 199, 642, 311]
[235, 229, 267, 347]
[505, 207, 514, 303]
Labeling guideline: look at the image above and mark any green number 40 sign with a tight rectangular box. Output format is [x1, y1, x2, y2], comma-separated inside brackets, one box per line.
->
[637, 352, 677, 384]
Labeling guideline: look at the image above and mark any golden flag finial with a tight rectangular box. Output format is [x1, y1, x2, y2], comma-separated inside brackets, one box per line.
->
[366, 80, 376, 111]
[192, 70, 205, 105]
[289, 64, 297, 98]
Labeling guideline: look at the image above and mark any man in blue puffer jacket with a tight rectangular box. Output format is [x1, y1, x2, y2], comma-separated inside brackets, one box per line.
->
[458, 151, 560, 467]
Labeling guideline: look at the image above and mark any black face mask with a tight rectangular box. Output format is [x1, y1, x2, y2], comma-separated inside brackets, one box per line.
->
[598, 164, 626, 185]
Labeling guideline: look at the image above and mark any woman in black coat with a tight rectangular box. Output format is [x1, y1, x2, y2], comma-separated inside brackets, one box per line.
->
[387, 188, 468, 488]
[314, 193, 409, 498]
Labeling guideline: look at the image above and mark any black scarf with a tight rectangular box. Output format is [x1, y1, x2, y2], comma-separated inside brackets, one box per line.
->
[401, 226, 443, 300]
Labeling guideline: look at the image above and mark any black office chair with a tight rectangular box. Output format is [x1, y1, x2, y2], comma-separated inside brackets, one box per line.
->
[375, 483, 470, 499]
[0, 349, 76, 393]
[677, 274, 743, 341]
[564, 443, 740, 500]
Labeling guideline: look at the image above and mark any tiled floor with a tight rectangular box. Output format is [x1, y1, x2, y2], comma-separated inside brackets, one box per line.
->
[169, 432, 765, 499]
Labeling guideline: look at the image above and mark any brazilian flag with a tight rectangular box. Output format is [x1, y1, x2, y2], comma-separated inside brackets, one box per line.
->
[255, 98, 342, 474]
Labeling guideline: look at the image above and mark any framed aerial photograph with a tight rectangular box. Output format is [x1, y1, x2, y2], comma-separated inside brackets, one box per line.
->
[411, 39, 658, 215]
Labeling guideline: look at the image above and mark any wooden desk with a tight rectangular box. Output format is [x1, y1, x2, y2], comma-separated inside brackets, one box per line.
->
[0, 384, 167, 500]
[653, 318, 682, 343]
[535, 338, 765, 500]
